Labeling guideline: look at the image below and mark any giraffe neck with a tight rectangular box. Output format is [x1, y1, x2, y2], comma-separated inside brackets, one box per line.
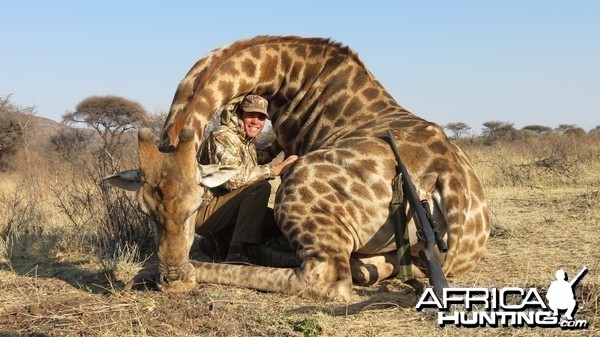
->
[161, 36, 412, 155]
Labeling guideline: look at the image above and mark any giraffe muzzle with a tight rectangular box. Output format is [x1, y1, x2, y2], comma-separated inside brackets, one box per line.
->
[157, 261, 198, 293]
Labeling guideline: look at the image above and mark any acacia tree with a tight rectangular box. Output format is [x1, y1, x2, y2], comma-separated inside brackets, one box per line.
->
[481, 121, 517, 144]
[555, 124, 585, 136]
[522, 124, 553, 135]
[445, 122, 472, 139]
[63, 95, 148, 169]
[61, 95, 151, 253]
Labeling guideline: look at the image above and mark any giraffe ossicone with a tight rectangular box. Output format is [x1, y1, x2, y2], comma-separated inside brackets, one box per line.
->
[108, 35, 490, 301]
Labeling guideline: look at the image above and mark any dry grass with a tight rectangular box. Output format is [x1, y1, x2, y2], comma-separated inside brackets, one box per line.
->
[0, 133, 599, 336]
[461, 133, 600, 188]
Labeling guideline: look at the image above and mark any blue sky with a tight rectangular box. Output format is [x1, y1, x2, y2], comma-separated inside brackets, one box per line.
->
[2, 1, 599, 133]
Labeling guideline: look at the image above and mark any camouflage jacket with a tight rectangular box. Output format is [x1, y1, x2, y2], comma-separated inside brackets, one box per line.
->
[198, 106, 275, 197]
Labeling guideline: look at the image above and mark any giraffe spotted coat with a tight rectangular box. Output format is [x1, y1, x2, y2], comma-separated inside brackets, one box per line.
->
[118, 36, 490, 301]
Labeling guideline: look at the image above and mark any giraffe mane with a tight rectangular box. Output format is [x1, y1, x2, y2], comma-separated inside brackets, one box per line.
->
[164, 35, 365, 147]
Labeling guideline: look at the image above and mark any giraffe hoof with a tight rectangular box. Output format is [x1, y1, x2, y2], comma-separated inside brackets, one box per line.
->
[325, 281, 353, 303]
[352, 265, 378, 286]
[333, 293, 351, 303]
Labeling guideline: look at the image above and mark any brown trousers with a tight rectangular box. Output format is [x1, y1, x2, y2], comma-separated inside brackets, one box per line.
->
[195, 180, 278, 246]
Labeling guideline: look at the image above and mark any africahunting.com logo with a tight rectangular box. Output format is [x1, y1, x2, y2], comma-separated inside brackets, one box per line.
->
[415, 266, 589, 329]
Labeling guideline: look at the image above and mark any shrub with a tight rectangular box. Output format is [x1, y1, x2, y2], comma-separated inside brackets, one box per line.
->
[50, 128, 94, 161]
[0, 176, 48, 262]
[50, 149, 154, 262]
[464, 133, 600, 188]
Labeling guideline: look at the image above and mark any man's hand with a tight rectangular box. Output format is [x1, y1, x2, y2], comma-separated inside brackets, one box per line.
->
[274, 155, 298, 176]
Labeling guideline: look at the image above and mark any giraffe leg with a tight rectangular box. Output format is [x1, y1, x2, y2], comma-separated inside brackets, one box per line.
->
[190, 254, 353, 302]
[350, 252, 398, 286]
[350, 251, 436, 286]
[294, 254, 354, 301]
[257, 242, 300, 267]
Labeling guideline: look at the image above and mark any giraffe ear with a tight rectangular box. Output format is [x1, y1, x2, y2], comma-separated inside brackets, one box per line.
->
[103, 169, 143, 191]
[198, 165, 240, 188]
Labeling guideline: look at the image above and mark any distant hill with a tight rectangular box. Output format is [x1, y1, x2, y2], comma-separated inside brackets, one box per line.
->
[34, 115, 71, 132]
[29, 115, 76, 148]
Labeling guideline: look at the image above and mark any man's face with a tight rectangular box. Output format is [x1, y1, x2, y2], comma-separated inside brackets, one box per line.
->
[241, 111, 266, 138]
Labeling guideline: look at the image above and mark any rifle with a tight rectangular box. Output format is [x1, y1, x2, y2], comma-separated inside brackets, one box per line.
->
[387, 130, 449, 296]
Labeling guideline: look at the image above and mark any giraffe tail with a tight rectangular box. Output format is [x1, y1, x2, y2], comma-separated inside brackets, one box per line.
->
[430, 172, 468, 277]
[431, 142, 491, 277]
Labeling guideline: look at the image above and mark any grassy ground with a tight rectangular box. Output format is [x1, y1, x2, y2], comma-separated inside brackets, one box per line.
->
[1, 135, 599, 336]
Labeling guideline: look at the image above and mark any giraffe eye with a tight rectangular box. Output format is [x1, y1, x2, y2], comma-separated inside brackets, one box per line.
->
[153, 180, 179, 200]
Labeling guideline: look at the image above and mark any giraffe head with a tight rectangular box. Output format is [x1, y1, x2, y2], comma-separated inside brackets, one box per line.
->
[104, 126, 239, 291]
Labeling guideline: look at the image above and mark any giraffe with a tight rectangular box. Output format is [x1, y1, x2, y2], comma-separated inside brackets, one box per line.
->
[113, 35, 490, 301]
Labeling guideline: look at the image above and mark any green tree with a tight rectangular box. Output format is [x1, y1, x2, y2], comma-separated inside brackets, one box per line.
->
[522, 124, 553, 135]
[482, 121, 517, 145]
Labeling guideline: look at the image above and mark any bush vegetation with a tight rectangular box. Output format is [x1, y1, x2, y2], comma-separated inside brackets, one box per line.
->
[447, 121, 600, 188]
[458, 132, 600, 188]
[0, 95, 153, 277]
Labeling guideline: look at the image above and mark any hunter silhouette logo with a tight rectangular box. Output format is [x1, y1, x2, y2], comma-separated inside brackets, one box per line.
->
[546, 267, 588, 321]
[415, 266, 589, 329]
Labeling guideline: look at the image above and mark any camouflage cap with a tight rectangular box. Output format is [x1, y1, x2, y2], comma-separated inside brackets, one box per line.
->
[240, 95, 269, 119]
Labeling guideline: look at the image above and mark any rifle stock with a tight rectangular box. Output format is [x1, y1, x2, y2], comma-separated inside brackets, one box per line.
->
[387, 130, 449, 295]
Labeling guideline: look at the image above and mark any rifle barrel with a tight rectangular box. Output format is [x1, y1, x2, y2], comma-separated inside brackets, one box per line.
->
[387, 130, 449, 294]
